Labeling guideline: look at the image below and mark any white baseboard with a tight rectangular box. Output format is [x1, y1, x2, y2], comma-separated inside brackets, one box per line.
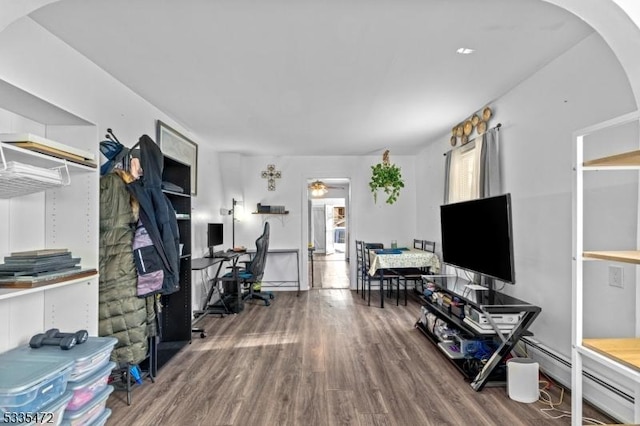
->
[522, 337, 633, 424]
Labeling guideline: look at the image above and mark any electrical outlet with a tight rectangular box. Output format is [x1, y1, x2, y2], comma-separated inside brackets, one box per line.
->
[608, 265, 624, 288]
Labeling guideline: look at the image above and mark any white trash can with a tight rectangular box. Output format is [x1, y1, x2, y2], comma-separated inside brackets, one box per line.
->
[507, 358, 539, 403]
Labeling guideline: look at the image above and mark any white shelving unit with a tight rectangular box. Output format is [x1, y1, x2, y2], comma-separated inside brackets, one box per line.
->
[572, 110, 640, 425]
[0, 78, 99, 353]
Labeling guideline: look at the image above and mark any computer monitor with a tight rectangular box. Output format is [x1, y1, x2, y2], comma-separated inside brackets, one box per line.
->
[207, 223, 223, 257]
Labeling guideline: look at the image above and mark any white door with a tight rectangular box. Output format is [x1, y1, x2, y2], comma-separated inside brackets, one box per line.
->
[325, 205, 335, 255]
[312, 206, 326, 253]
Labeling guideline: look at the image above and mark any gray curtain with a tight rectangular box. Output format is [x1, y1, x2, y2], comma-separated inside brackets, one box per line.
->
[479, 127, 501, 198]
[443, 150, 452, 204]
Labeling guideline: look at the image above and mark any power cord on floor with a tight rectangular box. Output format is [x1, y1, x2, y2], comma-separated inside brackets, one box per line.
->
[536, 370, 605, 425]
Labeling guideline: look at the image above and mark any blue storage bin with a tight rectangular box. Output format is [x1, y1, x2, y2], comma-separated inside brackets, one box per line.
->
[0, 357, 73, 418]
[4, 337, 117, 382]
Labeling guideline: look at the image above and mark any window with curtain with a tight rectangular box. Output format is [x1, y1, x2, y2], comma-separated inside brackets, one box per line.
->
[444, 128, 501, 204]
[447, 137, 484, 203]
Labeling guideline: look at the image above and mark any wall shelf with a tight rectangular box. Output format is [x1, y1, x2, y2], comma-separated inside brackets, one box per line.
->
[0, 271, 98, 301]
[252, 211, 289, 215]
[572, 110, 640, 425]
[583, 338, 640, 372]
[583, 149, 640, 168]
[583, 250, 640, 264]
[0, 76, 99, 352]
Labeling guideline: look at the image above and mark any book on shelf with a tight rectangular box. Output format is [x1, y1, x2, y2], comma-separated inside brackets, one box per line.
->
[0, 248, 81, 277]
[0, 268, 97, 288]
[9, 248, 69, 257]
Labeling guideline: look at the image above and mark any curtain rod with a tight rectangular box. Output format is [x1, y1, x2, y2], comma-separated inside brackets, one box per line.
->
[443, 122, 501, 156]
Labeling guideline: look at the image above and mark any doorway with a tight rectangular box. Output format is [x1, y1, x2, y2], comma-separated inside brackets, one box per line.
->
[307, 178, 350, 289]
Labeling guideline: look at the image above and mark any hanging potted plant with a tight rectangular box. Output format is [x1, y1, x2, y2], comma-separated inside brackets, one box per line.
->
[369, 150, 404, 204]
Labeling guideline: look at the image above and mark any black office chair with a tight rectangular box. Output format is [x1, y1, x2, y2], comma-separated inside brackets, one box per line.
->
[223, 222, 274, 306]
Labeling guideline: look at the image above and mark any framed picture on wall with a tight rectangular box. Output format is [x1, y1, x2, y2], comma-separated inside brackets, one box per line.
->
[156, 120, 198, 195]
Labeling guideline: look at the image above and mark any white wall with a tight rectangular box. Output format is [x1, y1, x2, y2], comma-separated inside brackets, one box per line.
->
[219, 153, 416, 290]
[417, 32, 637, 355]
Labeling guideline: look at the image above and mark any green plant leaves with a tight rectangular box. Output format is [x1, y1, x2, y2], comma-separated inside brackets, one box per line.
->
[369, 161, 404, 204]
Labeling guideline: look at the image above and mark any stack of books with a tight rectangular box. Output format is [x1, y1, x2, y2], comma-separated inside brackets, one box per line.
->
[0, 249, 94, 288]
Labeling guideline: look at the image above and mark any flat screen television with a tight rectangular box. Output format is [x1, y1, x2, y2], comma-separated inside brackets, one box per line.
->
[207, 223, 223, 257]
[440, 193, 515, 284]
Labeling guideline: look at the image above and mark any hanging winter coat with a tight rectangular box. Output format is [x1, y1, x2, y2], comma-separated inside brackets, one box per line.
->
[98, 171, 150, 365]
[126, 134, 180, 295]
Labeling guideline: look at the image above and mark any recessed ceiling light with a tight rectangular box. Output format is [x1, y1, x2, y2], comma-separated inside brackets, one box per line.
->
[456, 47, 475, 55]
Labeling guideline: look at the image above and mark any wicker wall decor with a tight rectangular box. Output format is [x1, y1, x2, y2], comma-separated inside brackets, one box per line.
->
[449, 105, 493, 147]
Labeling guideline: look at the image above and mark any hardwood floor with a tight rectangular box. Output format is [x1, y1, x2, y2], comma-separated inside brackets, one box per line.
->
[106, 286, 614, 426]
[311, 253, 349, 289]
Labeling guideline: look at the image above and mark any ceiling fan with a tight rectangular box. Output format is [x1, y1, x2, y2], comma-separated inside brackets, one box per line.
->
[308, 180, 344, 196]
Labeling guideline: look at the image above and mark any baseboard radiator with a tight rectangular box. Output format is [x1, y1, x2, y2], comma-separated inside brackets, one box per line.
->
[521, 337, 633, 423]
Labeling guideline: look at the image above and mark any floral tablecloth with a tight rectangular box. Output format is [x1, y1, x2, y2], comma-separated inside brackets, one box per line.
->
[368, 248, 440, 276]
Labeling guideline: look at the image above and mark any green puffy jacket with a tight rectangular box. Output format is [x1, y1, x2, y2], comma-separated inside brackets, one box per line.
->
[99, 172, 150, 366]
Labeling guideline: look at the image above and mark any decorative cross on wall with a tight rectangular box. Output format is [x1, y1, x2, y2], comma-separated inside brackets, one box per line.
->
[261, 164, 282, 191]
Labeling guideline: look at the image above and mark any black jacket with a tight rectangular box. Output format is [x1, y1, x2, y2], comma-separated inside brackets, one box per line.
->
[126, 134, 180, 294]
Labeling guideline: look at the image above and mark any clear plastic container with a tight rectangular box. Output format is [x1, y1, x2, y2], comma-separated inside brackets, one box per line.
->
[0, 357, 73, 417]
[60, 386, 112, 426]
[87, 408, 111, 426]
[4, 337, 117, 382]
[0, 391, 72, 426]
[35, 391, 72, 426]
[65, 363, 115, 411]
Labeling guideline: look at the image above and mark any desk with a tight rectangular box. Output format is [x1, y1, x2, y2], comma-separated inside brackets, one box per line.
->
[368, 249, 440, 308]
[191, 254, 240, 335]
[246, 248, 300, 295]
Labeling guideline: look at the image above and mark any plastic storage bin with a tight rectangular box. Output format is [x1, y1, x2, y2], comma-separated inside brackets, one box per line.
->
[4, 337, 117, 382]
[60, 385, 113, 426]
[65, 362, 115, 411]
[0, 357, 73, 418]
[0, 391, 72, 426]
[35, 391, 72, 426]
[453, 335, 482, 356]
[89, 408, 111, 426]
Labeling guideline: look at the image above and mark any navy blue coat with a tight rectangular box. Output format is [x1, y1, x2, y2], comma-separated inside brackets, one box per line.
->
[126, 134, 180, 295]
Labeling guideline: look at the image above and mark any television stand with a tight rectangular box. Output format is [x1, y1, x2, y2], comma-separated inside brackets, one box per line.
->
[415, 276, 541, 391]
[464, 284, 487, 291]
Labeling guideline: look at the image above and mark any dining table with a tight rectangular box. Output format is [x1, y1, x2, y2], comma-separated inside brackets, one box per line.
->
[368, 248, 441, 308]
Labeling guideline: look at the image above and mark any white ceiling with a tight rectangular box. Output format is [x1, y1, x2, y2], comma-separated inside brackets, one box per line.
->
[30, 0, 592, 156]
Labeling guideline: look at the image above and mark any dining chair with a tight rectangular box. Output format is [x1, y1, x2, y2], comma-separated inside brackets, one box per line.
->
[396, 239, 438, 298]
[355, 240, 364, 295]
[362, 242, 402, 306]
[423, 240, 436, 253]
